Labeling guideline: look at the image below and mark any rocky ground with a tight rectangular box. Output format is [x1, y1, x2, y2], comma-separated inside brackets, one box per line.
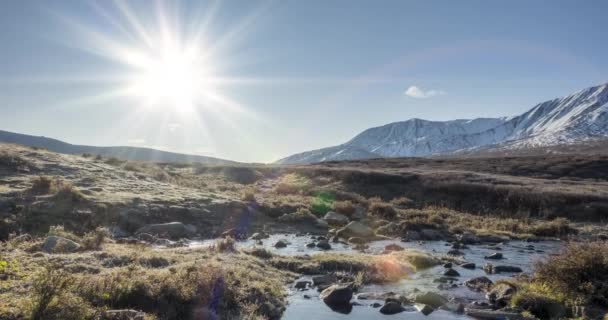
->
[1, 143, 607, 319]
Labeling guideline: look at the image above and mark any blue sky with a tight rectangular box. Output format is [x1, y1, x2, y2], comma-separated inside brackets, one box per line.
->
[1, 0, 607, 162]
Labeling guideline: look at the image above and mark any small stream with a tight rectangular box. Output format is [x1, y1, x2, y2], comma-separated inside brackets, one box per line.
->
[190, 235, 562, 319]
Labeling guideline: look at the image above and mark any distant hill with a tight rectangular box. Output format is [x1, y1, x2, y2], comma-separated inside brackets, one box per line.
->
[0, 130, 238, 164]
[278, 83, 608, 164]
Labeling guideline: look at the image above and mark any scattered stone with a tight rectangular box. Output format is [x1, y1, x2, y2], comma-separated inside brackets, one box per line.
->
[443, 262, 453, 268]
[443, 268, 460, 277]
[414, 292, 447, 308]
[337, 221, 375, 239]
[316, 240, 332, 250]
[460, 262, 476, 269]
[274, 240, 288, 248]
[320, 284, 353, 310]
[380, 301, 405, 315]
[464, 276, 493, 292]
[485, 252, 503, 260]
[323, 211, 350, 226]
[477, 234, 509, 243]
[306, 242, 316, 248]
[415, 304, 435, 315]
[420, 229, 443, 240]
[135, 222, 196, 240]
[487, 283, 516, 307]
[303, 294, 311, 299]
[459, 232, 480, 244]
[441, 299, 465, 314]
[294, 280, 311, 289]
[41, 236, 80, 253]
[447, 249, 464, 256]
[331, 235, 340, 243]
[371, 302, 382, 308]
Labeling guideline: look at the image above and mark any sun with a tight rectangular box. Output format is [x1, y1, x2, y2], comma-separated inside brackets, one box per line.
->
[127, 45, 209, 110]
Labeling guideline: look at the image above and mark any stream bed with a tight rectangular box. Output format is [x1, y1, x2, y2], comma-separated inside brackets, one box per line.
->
[190, 235, 562, 319]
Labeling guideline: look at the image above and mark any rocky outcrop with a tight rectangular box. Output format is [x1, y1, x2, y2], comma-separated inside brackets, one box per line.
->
[465, 276, 493, 292]
[320, 284, 353, 311]
[323, 211, 349, 226]
[336, 221, 375, 239]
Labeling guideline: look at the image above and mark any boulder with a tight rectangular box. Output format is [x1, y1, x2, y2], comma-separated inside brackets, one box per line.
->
[483, 263, 523, 274]
[306, 242, 316, 248]
[312, 274, 337, 287]
[477, 234, 509, 243]
[420, 229, 443, 240]
[414, 292, 447, 308]
[350, 206, 367, 220]
[337, 221, 375, 239]
[41, 236, 80, 253]
[403, 230, 421, 241]
[347, 237, 366, 244]
[484, 252, 503, 260]
[443, 262, 453, 268]
[135, 222, 196, 240]
[460, 262, 476, 269]
[459, 232, 480, 244]
[274, 240, 288, 248]
[464, 276, 493, 292]
[415, 304, 435, 315]
[441, 299, 465, 314]
[380, 301, 405, 314]
[294, 280, 311, 289]
[323, 211, 349, 226]
[316, 240, 332, 250]
[487, 283, 516, 307]
[320, 284, 353, 309]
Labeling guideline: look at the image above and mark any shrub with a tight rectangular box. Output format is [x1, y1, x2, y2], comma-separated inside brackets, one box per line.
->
[511, 287, 566, 319]
[310, 191, 334, 216]
[104, 157, 123, 166]
[275, 173, 310, 194]
[532, 241, 608, 307]
[241, 187, 256, 202]
[333, 200, 355, 216]
[212, 237, 236, 253]
[29, 267, 76, 320]
[530, 217, 576, 237]
[369, 200, 397, 220]
[81, 227, 110, 251]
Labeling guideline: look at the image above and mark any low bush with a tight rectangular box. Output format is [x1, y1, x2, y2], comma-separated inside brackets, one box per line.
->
[241, 187, 256, 202]
[333, 200, 355, 216]
[275, 173, 310, 195]
[369, 200, 397, 219]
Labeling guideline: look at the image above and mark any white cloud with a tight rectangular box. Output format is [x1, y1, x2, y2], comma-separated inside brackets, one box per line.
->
[167, 123, 182, 132]
[404, 86, 446, 99]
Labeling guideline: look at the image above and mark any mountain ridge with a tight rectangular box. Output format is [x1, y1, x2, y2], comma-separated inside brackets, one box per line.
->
[278, 82, 608, 164]
[0, 130, 238, 164]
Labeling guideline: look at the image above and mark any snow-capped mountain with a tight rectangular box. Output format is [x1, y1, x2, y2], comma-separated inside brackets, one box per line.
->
[277, 83, 608, 164]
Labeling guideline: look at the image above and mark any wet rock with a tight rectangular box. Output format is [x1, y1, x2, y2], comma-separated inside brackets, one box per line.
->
[402, 230, 421, 241]
[337, 221, 375, 239]
[384, 243, 405, 252]
[294, 280, 311, 289]
[250, 232, 269, 240]
[306, 242, 316, 248]
[447, 249, 464, 256]
[41, 236, 80, 253]
[331, 235, 340, 243]
[483, 263, 523, 274]
[137, 233, 156, 243]
[320, 284, 353, 310]
[316, 240, 332, 250]
[380, 301, 405, 314]
[323, 211, 349, 226]
[303, 294, 311, 299]
[464, 276, 493, 292]
[371, 302, 382, 308]
[460, 262, 475, 269]
[459, 232, 480, 244]
[312, 274, 337, 287]
[415, 304, 435, 315]
[443, 268, 460, 277]
[465, 308, 525, 320]
[485, 252, 503, 260]
[135, 222, 196, 240]
[487, 283, 516, 307]
[443, 262, 453, 268]
[102, 309, 145, 320]
[414, 292, 447, 308]
[420, 229, 443, 240]
[274, 240, 288, 248]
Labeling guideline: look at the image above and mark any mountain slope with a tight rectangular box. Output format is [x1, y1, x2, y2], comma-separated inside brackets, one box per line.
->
[0, 130, 237, 164]
[279, 83, 608, 164]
